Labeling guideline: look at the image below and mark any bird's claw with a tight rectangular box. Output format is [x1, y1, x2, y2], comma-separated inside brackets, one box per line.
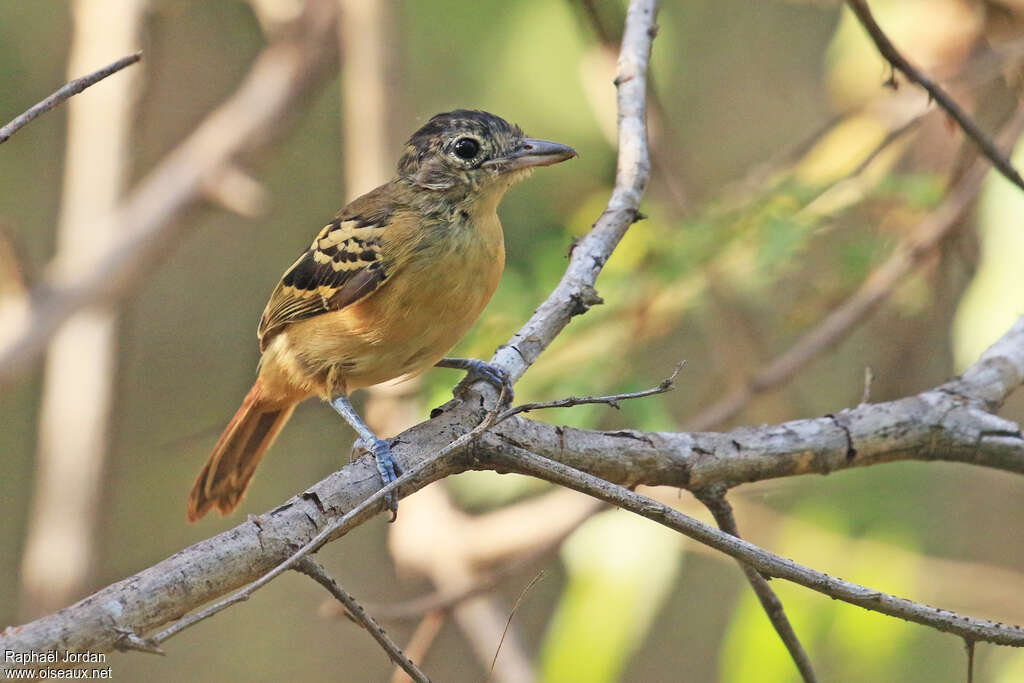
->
[455, 359, 514, 404]
[355, 437, 401, 521]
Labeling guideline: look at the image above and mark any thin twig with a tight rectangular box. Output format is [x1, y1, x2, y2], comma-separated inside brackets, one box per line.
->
[496, 362, 682, 419]
[860, 366, 874, 405]
[294, 557, 429, 683]
[113, 630, 164, 656]
[846, 0, 1024, 194]
[965, 639, 975, 683]
[695, 488, 817, 683]
[687, 109, 1024, 430]
[0, 52, 141, 145]
[494, 445, 1024, 646]
[337, 367, 680, 623]
[487, 572, 545, 683]
[391, 612, 445, 683]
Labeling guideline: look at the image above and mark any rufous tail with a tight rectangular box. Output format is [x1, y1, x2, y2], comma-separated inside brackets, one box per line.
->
[187, 380, 295, 522]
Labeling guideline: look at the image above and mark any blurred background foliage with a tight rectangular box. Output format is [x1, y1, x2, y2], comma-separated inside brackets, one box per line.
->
[2, 0, 1024, 681]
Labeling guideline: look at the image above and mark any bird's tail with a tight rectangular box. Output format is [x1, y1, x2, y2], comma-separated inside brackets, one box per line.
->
[187, 380, 295, 522]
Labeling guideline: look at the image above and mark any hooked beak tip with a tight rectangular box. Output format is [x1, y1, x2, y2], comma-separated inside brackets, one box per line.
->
[490, 138, 577, 171]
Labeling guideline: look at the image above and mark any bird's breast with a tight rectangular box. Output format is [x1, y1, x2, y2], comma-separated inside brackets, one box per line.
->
[269, 210, 505, 397]
[370, 209, 506, 365]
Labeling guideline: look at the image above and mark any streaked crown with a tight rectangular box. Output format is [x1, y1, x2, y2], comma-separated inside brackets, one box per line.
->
[396, 110, 575, 192]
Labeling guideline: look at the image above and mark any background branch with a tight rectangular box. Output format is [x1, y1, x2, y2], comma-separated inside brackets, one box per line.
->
[686, 109, 1024, 430]
[846, 0, 1024, 194]
[0, 0, 338, 389]
[0, 52, 140, 145]
[19, 0, 146, 620]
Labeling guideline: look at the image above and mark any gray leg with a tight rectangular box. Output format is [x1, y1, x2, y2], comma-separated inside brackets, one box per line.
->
[436, 357, 513, 402]
[330, 395, 400, 519]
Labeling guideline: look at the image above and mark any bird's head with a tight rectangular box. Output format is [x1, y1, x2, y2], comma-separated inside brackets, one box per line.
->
[397, 110, 576, 203]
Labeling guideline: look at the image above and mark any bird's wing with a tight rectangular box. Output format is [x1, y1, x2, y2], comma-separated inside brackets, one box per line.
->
[257, 191, 398, 349]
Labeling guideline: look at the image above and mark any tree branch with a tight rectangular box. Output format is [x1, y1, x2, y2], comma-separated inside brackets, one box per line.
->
[845, 0, 1024, 194]
[502, 317, 1024, 493]
[148, 395, 508, 647]
[694, 488, 817, 683]
[491, 445, 1024, 646]
[3, 311, 1022, 666]
[0, 52, 141, 145]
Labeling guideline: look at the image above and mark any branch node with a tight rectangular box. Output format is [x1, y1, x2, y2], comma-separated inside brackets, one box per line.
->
[569, 285, 603, 317]
[114, 629, 165, 656]
[883, 66, 898, 90]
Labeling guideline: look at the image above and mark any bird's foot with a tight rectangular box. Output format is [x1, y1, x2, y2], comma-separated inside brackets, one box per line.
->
[354, 437, 401, 521]
[438, 357, 514, 404]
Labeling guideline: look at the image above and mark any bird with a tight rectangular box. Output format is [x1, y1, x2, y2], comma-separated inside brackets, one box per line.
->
[187, 109, 576, 522]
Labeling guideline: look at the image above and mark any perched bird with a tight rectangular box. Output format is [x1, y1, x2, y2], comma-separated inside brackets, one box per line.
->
[187, 110, 576, 522]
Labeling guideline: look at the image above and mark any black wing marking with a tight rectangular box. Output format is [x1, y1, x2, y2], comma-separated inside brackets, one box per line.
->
[257, 212, 392, 348]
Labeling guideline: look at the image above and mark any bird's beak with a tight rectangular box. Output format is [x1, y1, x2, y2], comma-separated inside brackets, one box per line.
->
[486, 138, 577, 171]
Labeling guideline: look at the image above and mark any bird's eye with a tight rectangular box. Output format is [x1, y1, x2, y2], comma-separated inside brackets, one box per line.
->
[453, 137, 480, 160]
